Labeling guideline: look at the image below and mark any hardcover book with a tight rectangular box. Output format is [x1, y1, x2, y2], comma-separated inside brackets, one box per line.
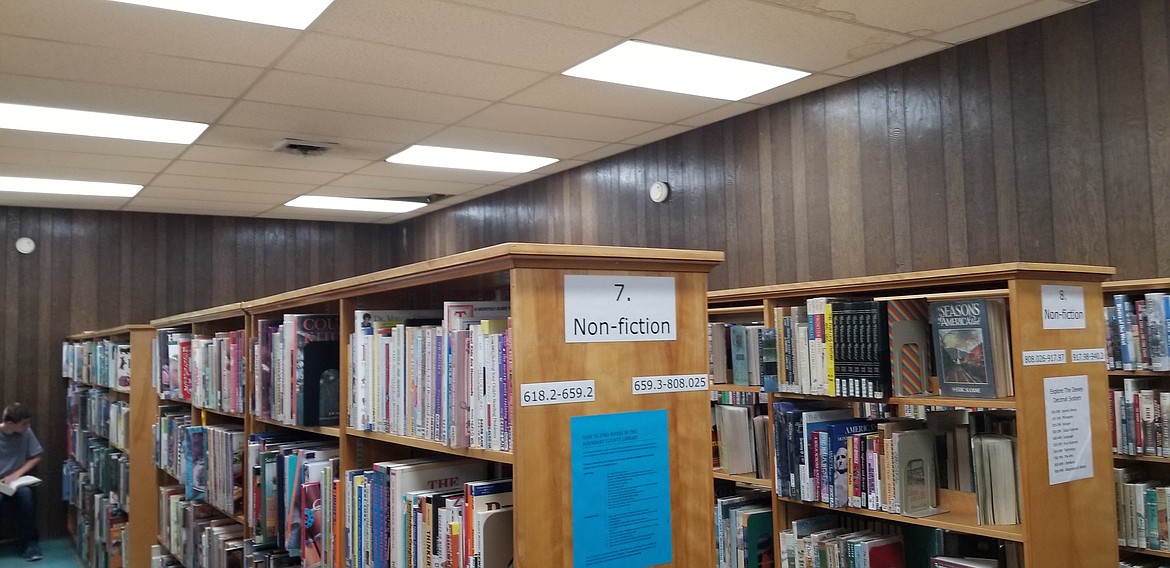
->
[930, 299, 1012, 398]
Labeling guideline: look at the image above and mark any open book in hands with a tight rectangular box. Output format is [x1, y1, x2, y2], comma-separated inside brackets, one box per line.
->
[0, 475, 41, 496]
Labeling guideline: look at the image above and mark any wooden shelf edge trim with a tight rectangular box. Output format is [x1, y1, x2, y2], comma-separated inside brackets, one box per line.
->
[1120, 545, 1170, 559]
[253, 416, 341, 437]
[712, 470, 772, 489]
[708, 262, 1113, 305]
[344, 428, 514, 464]
[774, 495, 1025, 542]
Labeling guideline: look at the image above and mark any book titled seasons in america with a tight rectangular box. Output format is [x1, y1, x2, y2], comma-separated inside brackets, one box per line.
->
[929, 299, 1013, 399]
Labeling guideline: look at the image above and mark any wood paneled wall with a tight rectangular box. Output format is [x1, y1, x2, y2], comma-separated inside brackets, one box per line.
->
[3, 0, 1168, 539]
[0, 207, 396, 536]
[394, 0, 1170, 288]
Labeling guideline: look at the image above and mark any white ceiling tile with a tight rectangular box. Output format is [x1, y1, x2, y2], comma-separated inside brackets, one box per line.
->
[571, 144, 636, 162]
[218, 101, 441, 146]
[196, 125, 400, 161]
[0, 73, 232, 124]
[137, 186, 291, 205]
[620, 125, 694, 147]
[0, 163, 154, 185]
[313, 0, 621, 72]
[244, 71, 490, 124]
[0, 35, 263, 99]
[932, 0, 1083, 44]
[150, 174, 318, 196]
[355, 162, 518, 185]
[163, 160, 342, 185]
[675, 102, 762, 127]
[0, 147, 172, 174]
[826, 40, 949, 78]
[421, 127, 608, 159]
[0, 0, 299, 66]
[504, 76, 729, 123]
[326, 174, 484, 195]
[639, 0, 911, 72]
[448, 0, 705, 36]
[123, 197, 273, 216]
[459, 104, 663, 142]
[759, 0, 1036, 36]
[741, 73, 850, 106]
[277, 33, 548, 101]
[0, 130, 186, 160]
[0, 193, 129, 211]
[179, 145, 369, 174]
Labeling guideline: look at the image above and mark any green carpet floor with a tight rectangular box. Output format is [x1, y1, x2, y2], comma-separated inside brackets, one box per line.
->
[0, 539, 77, 567]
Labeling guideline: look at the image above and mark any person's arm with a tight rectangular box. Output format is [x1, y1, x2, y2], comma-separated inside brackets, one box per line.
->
[1, 454, 41, 485]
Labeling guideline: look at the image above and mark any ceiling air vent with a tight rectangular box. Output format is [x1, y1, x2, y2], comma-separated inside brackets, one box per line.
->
[272, 138, 338, 156]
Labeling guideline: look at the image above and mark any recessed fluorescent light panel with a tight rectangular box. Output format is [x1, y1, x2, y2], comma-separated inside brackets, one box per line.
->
[285, 195, 428, 214]
[0, 176, 142, 197]
[108, 0, 334, 30]
[386, 145, 558, 173]
[0, 103, 208, 144]
[563, 41, 811, 101]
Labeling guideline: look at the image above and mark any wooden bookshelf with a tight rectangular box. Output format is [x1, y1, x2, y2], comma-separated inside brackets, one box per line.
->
[134, 243, 724, 567]
[710, 262, 1116, 568]
[1103, 278, 1170, 565]
[62, 324, 156, 568]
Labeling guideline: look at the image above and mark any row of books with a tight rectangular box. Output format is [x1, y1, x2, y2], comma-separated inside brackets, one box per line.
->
[711, 297, 1013, 399]
[66, 441, 130, 509]
[714, 488, 772, 568]
[154, 405, 193, 483]
[159, 485, 243, 568]
[774, 512, 1021, 568]
[67, 384, 124, 447]
[1114, 464, 1170, 552]
[771, 403, 1020, 525]
[1110, 379, 1170, 457]
[254, 314, 340, 427]
[345, 458, 513, 568]
[244, 433, 338, 563]
[712, 402, 770, 478]
[1109, 292, 1170, 372]
[349, 303, 514, 452]
[62, 338, 132, 391]
[154, 328, 248, 413]
[63, 458, 129, 568]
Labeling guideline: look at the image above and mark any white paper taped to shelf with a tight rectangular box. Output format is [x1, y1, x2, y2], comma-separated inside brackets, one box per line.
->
[1045, 374, 1093, 485]
[1022, 349, 1067, 366]
[564, 275, 676, 343]
[632, 374, 708, 395]
[1070, 348, 1107, 364]
[1041, 284, 1086, 329]
[520, 380, 596, 407]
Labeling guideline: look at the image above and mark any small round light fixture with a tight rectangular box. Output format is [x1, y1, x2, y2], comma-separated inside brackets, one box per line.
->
[14, 237, 35, 255]
[649, 180, 671, 203]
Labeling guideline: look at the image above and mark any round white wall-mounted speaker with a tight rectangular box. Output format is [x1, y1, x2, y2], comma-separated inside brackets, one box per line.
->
[14, 237, 35, 254]
[649, 181, 670, 203]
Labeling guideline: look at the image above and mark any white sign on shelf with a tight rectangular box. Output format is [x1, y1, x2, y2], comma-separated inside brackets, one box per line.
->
[1022, 349, 1067, 366]
[1070, 348, 1107, 364]
[1045, 375, 1093, 485]
[1041, 285, 1086, 330]
[632, 374, 708, 395]
[564, 275, 677, 343]
[520, 380, 596, 407]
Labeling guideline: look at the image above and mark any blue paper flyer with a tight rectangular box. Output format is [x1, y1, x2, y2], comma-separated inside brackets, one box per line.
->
[570, 409, 672, 567]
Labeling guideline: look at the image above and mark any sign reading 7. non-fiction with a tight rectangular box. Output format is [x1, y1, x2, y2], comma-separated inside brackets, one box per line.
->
[564, 275, 677, 343]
